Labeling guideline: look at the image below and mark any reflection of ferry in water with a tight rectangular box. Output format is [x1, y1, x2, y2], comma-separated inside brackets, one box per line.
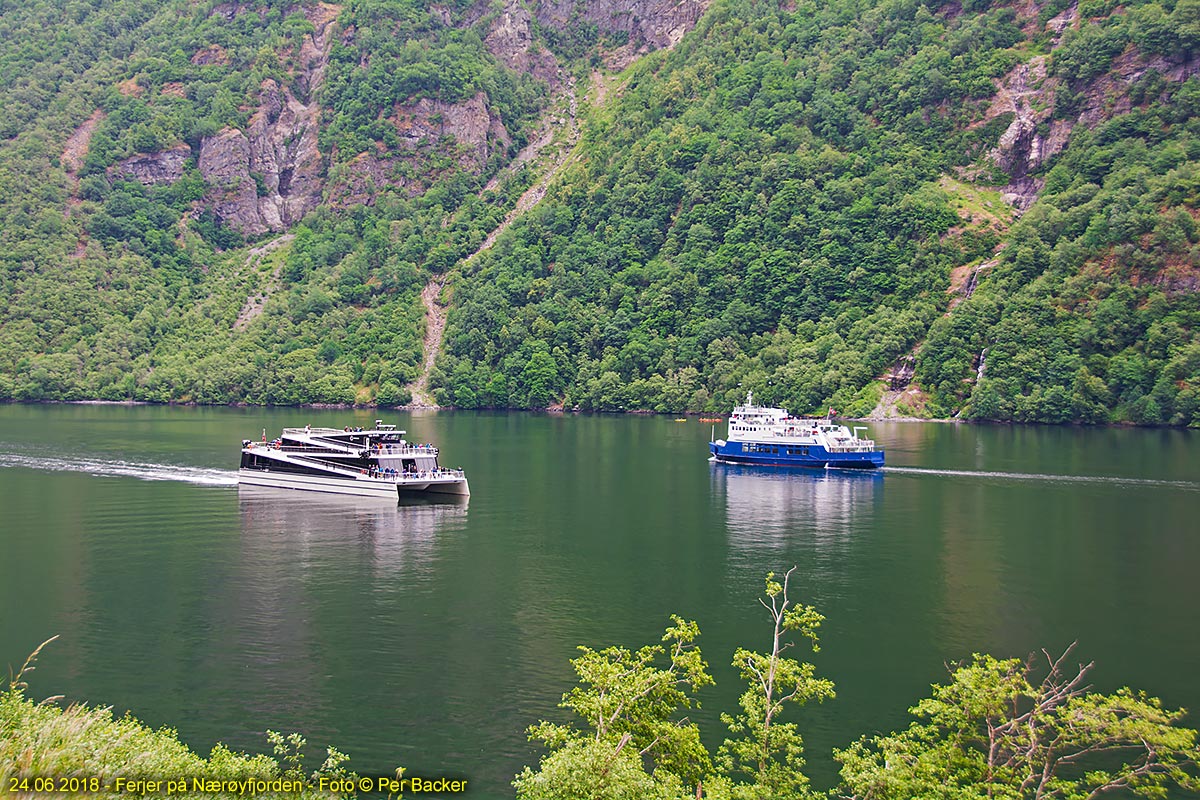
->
[238, 484, 467, 572]
[239, 420, 469, 498]
[716, 465, 880, 546]
[709, 392, 884, 469]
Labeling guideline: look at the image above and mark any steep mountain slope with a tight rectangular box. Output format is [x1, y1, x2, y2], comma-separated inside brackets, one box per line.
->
[0, 0, 703, 404]
[919, 4, 1200, 425]
[434, 0, 1200, 425]
[0, 0, 1196, 426]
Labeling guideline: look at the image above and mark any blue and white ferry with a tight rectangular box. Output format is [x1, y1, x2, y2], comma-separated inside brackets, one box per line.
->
[709, 392, 884, 470]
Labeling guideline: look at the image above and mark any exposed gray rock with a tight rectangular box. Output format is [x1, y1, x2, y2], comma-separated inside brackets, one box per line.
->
[197, 4, 337, 236]
[395, 92, 512, 171]
[485, 0, 560, 87]
[114, 144, 191, 186]
[325, 150, 398, 209]
[989, 57, 1064, 208]
[198, 128, 266, 234]
[329, 91, 512, 208]
[534, 0, 710, 50]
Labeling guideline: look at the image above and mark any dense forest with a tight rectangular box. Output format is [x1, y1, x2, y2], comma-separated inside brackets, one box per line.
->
[0, 0, 1197, 425]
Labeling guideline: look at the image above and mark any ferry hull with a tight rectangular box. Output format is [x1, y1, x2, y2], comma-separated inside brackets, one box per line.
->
[709, 441, 883, 469]
[237, 469, 470, 498]
[238, 469, 400, 497]
[420, 478, 471, 496]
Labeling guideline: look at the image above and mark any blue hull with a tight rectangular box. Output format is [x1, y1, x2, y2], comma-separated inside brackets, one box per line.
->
[709, 440, 884, 469]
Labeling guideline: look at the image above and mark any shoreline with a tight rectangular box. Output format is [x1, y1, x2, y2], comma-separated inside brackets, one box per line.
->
[2, 399, 1194, 430]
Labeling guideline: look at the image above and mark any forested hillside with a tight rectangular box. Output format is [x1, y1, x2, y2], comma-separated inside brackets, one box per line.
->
[1, 0, 1197, 425]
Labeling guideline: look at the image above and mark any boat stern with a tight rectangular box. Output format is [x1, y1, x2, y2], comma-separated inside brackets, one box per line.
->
[828, 450, 885, 469]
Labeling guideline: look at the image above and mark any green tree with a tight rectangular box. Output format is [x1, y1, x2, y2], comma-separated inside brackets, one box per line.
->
[835, 645, 1200, 799]
[716, 567, 835, 799]
[516, 574, 1200, 799]
[513, 617, 714, 799]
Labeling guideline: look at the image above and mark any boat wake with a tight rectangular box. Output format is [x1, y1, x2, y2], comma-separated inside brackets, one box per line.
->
[0, 451, 238, 486]
[882, 465, 1200, 491]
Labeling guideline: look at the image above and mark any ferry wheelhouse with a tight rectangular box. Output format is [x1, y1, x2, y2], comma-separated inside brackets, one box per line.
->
[238, 420, 469, 498]
[709, 392, 884, 470]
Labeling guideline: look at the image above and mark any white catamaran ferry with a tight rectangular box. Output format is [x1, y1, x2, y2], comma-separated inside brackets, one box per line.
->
[238, 420, 469, 498]
[709, 392, 884, 469]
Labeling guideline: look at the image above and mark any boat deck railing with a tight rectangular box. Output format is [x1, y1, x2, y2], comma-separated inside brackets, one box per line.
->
[282, 426, 408, 436]
[292, 455, 464, 482]
[826, 440, 876, 452]
[300, 435, 362, 454]
[368, 444, 439, 456]
[247, 443, 438, 457]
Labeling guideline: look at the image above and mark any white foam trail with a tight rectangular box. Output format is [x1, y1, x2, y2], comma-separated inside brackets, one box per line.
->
[883, 465, 1200, 491]
[0, 452, 238, 486]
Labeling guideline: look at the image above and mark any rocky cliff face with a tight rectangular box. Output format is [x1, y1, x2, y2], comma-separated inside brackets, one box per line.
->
[326, 92, 513, 208]
[986, 56, 1069, 210]
[534, 0, 711, 50]
[396, 93, 513, 171]
[81, 0, 710, 235]
[115, 144, 191, 186]
[328, 0, 712, 209]
[486, 0, 560, 87]
[981, 3, 1075, 210]
[198, 4, 338, 235]
[986, 1, 1200, 211]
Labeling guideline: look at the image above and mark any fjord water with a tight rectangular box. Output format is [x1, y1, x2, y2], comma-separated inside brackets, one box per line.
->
[1, 404, 1198, 797]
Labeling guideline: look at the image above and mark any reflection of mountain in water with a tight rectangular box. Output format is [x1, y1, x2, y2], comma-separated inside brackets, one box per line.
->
[713, 465, 881, 550]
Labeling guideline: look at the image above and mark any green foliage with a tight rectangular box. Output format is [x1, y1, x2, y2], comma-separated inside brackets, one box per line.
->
[0, 0, 550, 407]
[514, 616, 714, 799]
[516, 572, 838, 799]
[513, 736, 686, 800]
[919, 75, 1200, 425]
[716, 570, 835, 800]
[836, 647, 1200, 799]
[0, 0, 1196, 424]
[517, 576, 1200, 800]
[437, 0, 1019, 414]
[0, 636, 366, 798]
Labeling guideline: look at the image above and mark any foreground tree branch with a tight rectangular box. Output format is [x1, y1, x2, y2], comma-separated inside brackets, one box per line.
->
[716, 567, 835, 800]
[835, 646, 1200, 800]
